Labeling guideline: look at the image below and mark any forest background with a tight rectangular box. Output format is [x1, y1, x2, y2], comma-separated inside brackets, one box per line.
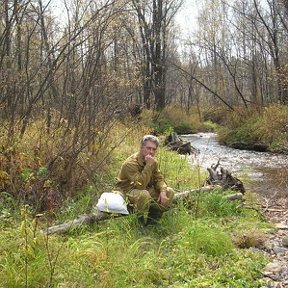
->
[0, 0, 288, 286]
[1, 0, 288, 204]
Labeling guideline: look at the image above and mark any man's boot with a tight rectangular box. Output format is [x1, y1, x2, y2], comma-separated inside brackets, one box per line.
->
[146, 207, 162, 226]
[137, 214, 145, 225]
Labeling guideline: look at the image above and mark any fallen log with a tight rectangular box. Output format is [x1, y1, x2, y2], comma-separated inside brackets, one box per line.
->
[44, 213, 108, 235]
[173, 185, 218, 200]
[44, 185, 243, 235]
[275, 223, 288, 230]
[45, 186, 214, 235]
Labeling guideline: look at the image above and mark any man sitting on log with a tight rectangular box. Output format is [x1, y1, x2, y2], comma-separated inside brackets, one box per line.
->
[113, 135, 175, 225]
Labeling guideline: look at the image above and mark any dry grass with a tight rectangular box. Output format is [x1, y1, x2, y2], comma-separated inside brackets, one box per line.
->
[217, 105, 288, 152]
[232, 230, 266, 249]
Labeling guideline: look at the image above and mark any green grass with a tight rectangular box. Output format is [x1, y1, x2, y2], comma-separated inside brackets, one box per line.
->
[0, 136, 270, 288]
[157, 147, 205, 191]
[0, 190, 270, 288]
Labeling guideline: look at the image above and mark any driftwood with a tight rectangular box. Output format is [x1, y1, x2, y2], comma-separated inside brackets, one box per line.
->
[165, 132, 200, 155]
[173, 185, 217, 200]
[206, 160, 245, 194]
[275, 224, 288, 230]
[44, 213, 109, 235]
[44, 185, 243, 235]
[224, 193, 243, 201]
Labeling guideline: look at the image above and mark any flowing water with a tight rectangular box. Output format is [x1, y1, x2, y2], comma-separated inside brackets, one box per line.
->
[181, 133, 288, 198]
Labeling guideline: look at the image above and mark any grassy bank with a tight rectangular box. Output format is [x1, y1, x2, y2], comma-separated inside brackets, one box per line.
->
[0, 126, 271, 287]
[141, 105, 216, 135]
[216, 105, 288, 154]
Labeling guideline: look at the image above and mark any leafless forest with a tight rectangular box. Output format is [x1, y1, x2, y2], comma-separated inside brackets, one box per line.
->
[1, 0, 288, 204]
[1, 0, 288, 134]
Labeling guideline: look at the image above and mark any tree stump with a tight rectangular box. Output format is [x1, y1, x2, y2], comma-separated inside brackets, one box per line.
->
[206, 160, 245, 193]
[165, 132, 199, 155]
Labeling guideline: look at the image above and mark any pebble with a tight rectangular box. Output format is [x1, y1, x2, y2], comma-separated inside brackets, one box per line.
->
[282, 237, 288, 248]
[263, 262, 283, 274]
[260, 219, 288, 288]
[273, 247, 288, 255]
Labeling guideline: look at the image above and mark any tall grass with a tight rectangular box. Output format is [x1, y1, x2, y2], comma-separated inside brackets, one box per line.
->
[0, 115, 271, 288]
[0, 194, 269, 287]
[0, 175, 270, 287]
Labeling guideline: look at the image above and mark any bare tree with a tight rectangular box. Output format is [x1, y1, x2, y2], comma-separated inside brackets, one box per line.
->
[0, 0, 147, 207]
[131, 0, 183, 111]
[177, 0, 288, 108]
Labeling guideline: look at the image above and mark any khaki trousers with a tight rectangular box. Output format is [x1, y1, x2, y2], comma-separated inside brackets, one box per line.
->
[126, 187, 174, 215]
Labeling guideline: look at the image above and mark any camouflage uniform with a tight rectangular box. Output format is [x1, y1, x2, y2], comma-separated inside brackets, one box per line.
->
[114, 152, 174, 215]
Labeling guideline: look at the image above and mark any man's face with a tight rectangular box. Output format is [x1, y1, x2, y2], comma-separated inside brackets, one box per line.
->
[140, 140, 157, 157]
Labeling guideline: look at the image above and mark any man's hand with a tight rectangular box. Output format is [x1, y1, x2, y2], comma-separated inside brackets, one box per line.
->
[145, 154, 155, 167]
[158, 191, 169, 205]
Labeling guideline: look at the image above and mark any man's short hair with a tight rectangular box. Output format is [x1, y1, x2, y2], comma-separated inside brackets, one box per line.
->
[141, 135, 160, 147]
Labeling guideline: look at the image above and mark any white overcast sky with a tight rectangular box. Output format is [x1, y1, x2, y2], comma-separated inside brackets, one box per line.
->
[47, 0, 200, 34]
[175, 0, 201, 35]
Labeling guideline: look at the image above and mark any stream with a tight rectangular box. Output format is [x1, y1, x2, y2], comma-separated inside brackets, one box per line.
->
[181, 133, 288, 287]
[181, 133, 288, 198]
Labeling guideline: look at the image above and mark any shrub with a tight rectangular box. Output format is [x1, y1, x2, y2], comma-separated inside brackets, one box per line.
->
[141, 105, 204, 135]
[202, 105, 232, 124]
[202, 120, 218, 132]
[0, 118, 152, 212]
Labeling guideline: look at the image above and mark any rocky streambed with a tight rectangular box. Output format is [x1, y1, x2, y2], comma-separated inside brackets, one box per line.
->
[181, 133, 288, 288]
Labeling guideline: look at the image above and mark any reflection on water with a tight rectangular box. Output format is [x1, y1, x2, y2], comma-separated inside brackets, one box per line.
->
[181, 133, 288, 196]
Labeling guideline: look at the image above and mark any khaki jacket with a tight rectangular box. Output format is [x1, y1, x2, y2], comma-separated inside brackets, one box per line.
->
[114, 152, 167, 195]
